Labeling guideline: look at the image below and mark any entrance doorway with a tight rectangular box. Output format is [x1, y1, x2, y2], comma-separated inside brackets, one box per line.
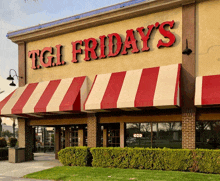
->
[35, 126, 55, 153]
[60, 124, 88, 149]
[101, 123, 120, 147]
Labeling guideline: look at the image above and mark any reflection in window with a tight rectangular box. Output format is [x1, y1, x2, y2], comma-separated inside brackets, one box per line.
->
[152, 123, 182, 148]
[196, 121, 220, 149]
[126, 123, 151, 147]
[126, 122, 182, 148]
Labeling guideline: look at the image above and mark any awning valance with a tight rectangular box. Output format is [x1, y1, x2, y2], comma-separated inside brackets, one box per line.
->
[0, 76, 88, 117]
[85, 64, 181, 111]
[195, 74, 220, 107]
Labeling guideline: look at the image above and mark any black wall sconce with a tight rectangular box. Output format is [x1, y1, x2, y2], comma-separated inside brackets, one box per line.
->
[182, 39, 192, 55]
[7, 69, 23, 86]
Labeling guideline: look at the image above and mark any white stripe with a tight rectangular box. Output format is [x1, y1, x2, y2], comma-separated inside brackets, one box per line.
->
[153, 64, 178, 107]
[195, 76, 203, 106]
[46, 78, 73, 112]
[80, 77, 88, 112]
[23, 81, 50, 113]
[117, 69, 142, 108]
[1, 85, 28, 115]
[85, 74, 111, 110]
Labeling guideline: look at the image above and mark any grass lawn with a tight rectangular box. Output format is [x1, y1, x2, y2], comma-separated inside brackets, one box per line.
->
[24, 166, 220, 181]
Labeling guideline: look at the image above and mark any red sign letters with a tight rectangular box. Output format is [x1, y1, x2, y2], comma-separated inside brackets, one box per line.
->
[29, 20, 176, 70]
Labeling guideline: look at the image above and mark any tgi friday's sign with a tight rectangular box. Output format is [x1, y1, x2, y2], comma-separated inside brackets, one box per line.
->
[28, 20, 176, 70]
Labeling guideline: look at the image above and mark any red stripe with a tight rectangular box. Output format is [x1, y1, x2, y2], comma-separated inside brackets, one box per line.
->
[34, 80, 61, 113]
[202, 75, 220, 105]
[84, 75, 97, 110]
[12, 83, 38, 114]
[174, 64, 181, 105]
[101, 71, 126, 109]
[60, 76, 86, 111]
[135, 66, 160, 107]
[0, 90, 15, 114]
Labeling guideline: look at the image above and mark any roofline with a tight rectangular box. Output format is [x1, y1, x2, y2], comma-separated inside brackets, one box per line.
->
[7, 0, 205, 44]
[7, 0, 147, 38]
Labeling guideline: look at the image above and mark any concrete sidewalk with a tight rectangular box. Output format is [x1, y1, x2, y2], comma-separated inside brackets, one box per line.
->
[0, 153, 62, 181]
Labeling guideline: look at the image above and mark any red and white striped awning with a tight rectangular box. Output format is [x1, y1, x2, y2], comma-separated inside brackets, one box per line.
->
[195, 74, 220, 107]
[84, 64, 181, 111]
[0, 76, 88, 117]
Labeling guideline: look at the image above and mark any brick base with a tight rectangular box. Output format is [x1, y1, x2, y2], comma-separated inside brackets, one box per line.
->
[87, 114, 101, 147]
[182, 108, 196, 149]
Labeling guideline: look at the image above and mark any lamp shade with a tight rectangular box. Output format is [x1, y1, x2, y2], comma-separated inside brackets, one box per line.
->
[7, 75, 14, 80]
[9, 81, 16, 86]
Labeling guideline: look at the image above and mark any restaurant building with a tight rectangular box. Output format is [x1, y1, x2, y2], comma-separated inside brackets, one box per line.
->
[0, 0, 220, 161]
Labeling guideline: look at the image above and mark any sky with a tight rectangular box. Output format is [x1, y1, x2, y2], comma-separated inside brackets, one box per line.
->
[0, 0, 127, 125]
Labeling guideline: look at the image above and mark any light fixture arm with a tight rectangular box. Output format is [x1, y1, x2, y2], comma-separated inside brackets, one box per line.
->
[182, 39, 192, 55]
[7, 69, 23, 86]
[186, 39, 188, 49]
[9, 69, 23, 80]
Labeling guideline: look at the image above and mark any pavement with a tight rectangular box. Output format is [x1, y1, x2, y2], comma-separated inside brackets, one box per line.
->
[0, 152, 63, 181]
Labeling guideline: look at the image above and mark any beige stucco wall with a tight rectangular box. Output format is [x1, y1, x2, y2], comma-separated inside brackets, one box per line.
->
[196, 0, 220, 76]
[26, 7, 182, 88]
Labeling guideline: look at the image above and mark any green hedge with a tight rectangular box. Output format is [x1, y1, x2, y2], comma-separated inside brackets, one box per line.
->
[0, 147, 8, 160]
[9, 138, 17, 147]
[58, 146, 91, 166]
[90, 147, 220, 173]
[0, 137, 7, 148]
[58, 147, 220, 173]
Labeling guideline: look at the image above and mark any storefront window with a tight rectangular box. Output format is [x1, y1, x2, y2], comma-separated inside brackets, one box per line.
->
[126, 122, 182, 148]
[152, 123, 182, 148]
[70, 126, 78, 147]
[196, 121, 220, 149]
[126, 123, 151, 147]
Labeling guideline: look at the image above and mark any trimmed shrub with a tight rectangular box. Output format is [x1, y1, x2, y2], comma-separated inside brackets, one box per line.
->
[0, 147, 8, 160]
[0, 137, 7, 148]
[195, 149, 220, 173]
[9, 138, 17, 147]
[90, 147, 131, 168]
[58, 147, 91, 166]
[58, 147, 220, 173]
[90, 147, 220, 174]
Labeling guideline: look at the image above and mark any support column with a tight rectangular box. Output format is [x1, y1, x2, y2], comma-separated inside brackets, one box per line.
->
[18, 42, 26, 87]
[120, 122, 125, 148]
[87, 114, 101, 147]
[33, 127, 36, 152]
[18, 118, 34, 161]
[182, 108, 196, 149]
[103, 127, 108, 147]
[182, 2, 196, 149]
[65, 126, 70, 148]
[55, 126, 61, 159]
[78, 128, 84, 146]
[12, 119, 16, 138]
[0, 118, 2, 137]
